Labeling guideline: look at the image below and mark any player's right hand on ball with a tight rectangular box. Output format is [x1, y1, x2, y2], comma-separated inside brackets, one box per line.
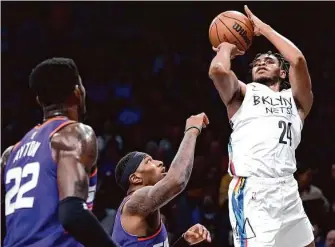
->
[212, 42, 245, 59]
[185, 113, 209, 136]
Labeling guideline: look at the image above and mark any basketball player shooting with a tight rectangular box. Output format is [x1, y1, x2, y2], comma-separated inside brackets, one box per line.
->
[1, 58, 117, 247]
[209, 5, 314, 247]
[112, 113, 212, 247]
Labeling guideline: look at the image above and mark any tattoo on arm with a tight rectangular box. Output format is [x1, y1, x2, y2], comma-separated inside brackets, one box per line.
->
[168, 131, 198, 186]
[126, 132, 198, 216]
[74, 180, 89, 198]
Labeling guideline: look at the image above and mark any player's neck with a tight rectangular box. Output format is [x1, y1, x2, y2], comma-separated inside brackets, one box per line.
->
[42, 104, 79, 122]
[254, 77, 282, 92]
[266, 81, 281, 92]
[264, 82, 280, 92]
[127, 184, 147, 196]
[127, 186, 140, 196]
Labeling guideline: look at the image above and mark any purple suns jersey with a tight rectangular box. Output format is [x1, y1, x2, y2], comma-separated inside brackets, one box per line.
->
[3, 117, 98, 247]
[112, 197, 169, 247]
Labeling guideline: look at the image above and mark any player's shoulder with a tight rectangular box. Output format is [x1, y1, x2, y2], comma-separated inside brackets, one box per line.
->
[2, 145, 14, 157]
[50, 122, 98, 169]
[1, 145, 14, 168]
[124, 186, 153, 214]
[51, 122, 97, 150]
[54, 122, 96, 138]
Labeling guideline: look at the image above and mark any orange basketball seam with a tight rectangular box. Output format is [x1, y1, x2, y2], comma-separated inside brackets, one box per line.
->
[223, 34, 232, 44]
[214, 22, 223, 44]
[217, 17, 246, 51]
[209, 21, 218, 46]
[209, 21, 214, 34]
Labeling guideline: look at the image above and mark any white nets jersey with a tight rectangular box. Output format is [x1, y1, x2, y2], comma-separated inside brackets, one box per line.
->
[228, 82, 303, 178]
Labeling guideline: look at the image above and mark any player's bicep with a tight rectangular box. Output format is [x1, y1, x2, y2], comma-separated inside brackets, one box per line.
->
[125, 175, 182, 216]
[289, 59, 313, 119]
[211, 70, 245, 105]
[52, 123, 98, 201]
[57, 155, 89, 201]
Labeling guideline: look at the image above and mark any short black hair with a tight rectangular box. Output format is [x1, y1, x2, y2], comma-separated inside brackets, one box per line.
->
[115, 151, 148, 191]
[250, 51, 291, 90]
[29, 57, 80, 106]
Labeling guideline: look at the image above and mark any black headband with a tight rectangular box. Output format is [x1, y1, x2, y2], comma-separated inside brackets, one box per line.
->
[119, 151, 148, 191]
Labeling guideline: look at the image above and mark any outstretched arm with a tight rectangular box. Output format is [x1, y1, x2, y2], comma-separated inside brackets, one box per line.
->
[245, 5, 313, 119]
[209, 43, 247, 119]
[52, 123, 117, 247]
[209, 42, 246, 107]
[209, 42, 245, 106]
[125, 113, 209, 217]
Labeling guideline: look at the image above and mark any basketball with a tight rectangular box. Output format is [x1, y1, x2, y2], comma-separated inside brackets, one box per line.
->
[209, 11, 254, 51]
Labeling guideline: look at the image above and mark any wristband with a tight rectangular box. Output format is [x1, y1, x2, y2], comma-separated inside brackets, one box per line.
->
[184, 126, 201, 135]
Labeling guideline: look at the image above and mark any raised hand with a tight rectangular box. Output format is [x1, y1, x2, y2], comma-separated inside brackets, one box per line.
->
[244, 5, 268, 36]
[185, 113, 210, 136]
[213, 42, 245, 59]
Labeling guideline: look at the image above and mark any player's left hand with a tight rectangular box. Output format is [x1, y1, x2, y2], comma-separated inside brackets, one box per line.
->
[183, 223, 211, 245]
[244, 5, 268, 36]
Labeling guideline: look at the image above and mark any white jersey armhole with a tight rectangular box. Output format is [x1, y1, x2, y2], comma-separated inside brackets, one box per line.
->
[283, 88, 304, 131]
[230, 83, 252, 126]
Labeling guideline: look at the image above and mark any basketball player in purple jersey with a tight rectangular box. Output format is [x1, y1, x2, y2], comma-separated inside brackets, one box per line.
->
[1, 58, 117, 247]
[112, 113, 212, 247]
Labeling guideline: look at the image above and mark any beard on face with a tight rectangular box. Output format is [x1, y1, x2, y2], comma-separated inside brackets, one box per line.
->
[253, 74, 280, 86]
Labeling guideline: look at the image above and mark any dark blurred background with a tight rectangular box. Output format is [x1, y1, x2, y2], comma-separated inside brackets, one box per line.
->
[1, 2, 335, 247]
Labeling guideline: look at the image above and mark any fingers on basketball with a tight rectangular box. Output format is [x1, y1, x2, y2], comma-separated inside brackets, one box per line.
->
[212, 46, 219, 52]
[244, 5, 253, 19]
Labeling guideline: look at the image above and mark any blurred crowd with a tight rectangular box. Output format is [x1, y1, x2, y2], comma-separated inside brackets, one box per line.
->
[1, 2, 335, 247]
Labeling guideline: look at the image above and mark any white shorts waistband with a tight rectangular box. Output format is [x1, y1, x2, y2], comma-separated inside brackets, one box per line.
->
[232, 175, 295, 186]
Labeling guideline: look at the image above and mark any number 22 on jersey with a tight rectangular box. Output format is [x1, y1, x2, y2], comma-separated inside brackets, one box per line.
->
[5, 162, 40, 216]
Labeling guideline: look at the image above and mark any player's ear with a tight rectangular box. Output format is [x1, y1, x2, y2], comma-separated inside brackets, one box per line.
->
[129, 173, 143, 186]
[279, 69, 286, 80]
[74, 85, 81, 99]
[69, 85, 81, 105]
